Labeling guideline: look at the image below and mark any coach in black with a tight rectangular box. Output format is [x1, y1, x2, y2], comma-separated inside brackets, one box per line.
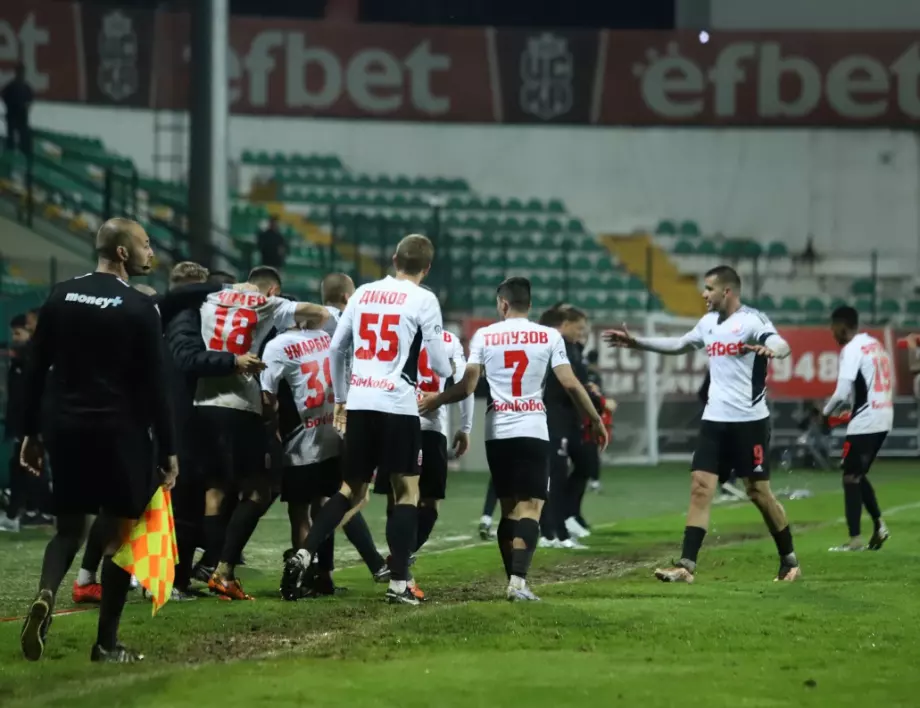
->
[19, 218, 177, 664]
[539, 306, 599, 547]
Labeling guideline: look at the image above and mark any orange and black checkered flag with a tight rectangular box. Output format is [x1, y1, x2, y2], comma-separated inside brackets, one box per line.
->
[113, 488, 178, 616]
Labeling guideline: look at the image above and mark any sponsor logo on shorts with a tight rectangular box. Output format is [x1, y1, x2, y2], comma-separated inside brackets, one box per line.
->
[64, 293, 123, 309]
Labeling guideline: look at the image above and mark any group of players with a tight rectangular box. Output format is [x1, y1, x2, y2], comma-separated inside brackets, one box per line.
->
[13, 218, 896, 664]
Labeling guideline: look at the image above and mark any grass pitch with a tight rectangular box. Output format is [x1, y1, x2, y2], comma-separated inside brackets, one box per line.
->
[0, 462, 918, 707]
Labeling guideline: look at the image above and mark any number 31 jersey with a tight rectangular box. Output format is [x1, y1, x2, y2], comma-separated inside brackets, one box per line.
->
[836, 332, 894, 435]
[334, 276, 444, 416]
[196, 289, 298, 413]
[468, 317, 569, 442]
[261, 327, 338, 466]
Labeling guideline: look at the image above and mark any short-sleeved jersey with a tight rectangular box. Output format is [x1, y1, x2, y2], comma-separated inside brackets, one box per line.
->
[195, 289, 298, 413]
[335, 276, 443, 416]
[678, 306, 778, 423]
[836, 333, 894, 435]
[468, 318, 569, 441]
[418, 330, 466, 438]
[261, 327, 338, 466]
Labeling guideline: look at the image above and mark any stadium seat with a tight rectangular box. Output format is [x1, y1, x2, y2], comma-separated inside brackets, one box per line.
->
[655, 219, 677, 236]
[626, 276, 646, 291]
[855, 299, 873, 313]
[757, 295, 776, 311]
[525, 198, 544, 213]
[879, 299, 901, 315]
[803, 297, 825, 314]
[851, 279, 875, 296]
[485, 197, 502, 211]
[679, 220, 701, 237]
[696, 240, 718, 256]
[548, 199, 565, 214]
[779, 297, 802, 313]
[624, 296, 644, 311]
[504, 198, 522, 211]
[907, 300, 920, 316]
[673, 240, 695, 255]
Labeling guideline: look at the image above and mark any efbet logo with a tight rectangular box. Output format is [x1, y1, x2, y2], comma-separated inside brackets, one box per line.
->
[65, 292, 123, 309]
[706, 341, 745, 357]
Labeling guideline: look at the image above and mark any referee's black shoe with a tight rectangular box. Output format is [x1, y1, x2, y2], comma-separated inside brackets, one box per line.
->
[91, 643, 144, 663]
[21, 589, 53, 661]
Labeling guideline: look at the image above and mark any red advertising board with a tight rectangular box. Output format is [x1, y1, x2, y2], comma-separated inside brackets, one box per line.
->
[5, 0, 920, 126]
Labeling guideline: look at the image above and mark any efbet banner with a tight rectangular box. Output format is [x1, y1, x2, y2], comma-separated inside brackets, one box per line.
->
[4, 0, 920, 125]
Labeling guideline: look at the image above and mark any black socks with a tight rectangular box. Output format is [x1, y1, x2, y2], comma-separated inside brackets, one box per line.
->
[385, 504, 418, 582]
[342, 512, 386, 575]
[496, 517, 516, 578]
[510, 518, 540, 579]
[844, 480, 863, 537]
[680, 526, 707, 565]
[304, 493, 352, 556]
[415, 506, 439, 552]
[96, 556, 131, 650]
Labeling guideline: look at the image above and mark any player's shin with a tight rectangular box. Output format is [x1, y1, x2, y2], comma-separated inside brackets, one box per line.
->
[510, 516, 540, 581]
[496, 516, 516, 578]
[843, 475, 864, 541]
[342, 512, 387, 576]
[218, 499, 264, 579]
[96, 556, 132, 650]
[415, 501, 439, 552]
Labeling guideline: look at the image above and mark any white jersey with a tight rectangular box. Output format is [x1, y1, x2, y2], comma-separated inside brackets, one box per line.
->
[468, 318, 569, 441]
[418, 330, 467, 437]
[195, 289, 298, 413]
[332, 276, 445, 416]
[836, 333, 894, 436]
[681, 307, 778, 423]
[261, 327, 339, 466]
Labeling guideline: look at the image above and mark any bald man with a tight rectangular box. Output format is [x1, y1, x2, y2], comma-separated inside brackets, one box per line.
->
[19, 218, 176, 663]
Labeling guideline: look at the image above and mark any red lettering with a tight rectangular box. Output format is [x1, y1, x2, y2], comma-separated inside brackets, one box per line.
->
[358, 290, 408, 307]
[706, 341, 746, 357]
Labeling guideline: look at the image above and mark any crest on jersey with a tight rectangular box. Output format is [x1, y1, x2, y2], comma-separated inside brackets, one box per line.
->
[98, 11, 139, 102]
[520, 33, 574, 121]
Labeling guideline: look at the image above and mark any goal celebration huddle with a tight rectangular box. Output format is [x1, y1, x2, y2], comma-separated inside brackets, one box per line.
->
[13, 221, 896, 663]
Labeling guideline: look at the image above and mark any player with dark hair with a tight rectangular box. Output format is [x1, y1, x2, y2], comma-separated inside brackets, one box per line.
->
[19, 218, 177, 663]
[285, 234, 452, 605]
[196, 266, 330, 600]
[824, 306, 892, 552]
[605, 265, 800, 583]
[421, 277, 607, 601]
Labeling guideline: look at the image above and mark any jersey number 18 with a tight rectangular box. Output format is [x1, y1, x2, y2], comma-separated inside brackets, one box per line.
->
[209, 307, 257, 354]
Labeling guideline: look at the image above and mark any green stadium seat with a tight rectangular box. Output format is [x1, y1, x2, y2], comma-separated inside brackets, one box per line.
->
[720, 240, 743, 258]
[505, 198, 524, 211]
[757, 295, 776, 311]
[501, 216, 522, 232]
[679, 220, 701, 237]
[829, 298, 849, 312]
[394, 175, 411, 190]
[485, 197, 502, 211]
[851, 279, 875, 296]
[545, 219, 562, 234]
[779, 297, 802, 312]
[473, 291, 494, 309]
[674, 240, 694, 255]
[655, 220, 677, 235]
[697, 240, 718, 256]
[463, 216, 484, 231]
[570, 255, 592, 270]
[525, 198, 544, 213]
[626, 276, 646, 291]
[566, 218, 584, 234]
[467, 197, 484, 211]
[907, 300, 920, 315]
[765, 241, 788, 258]
[524, 218, 542, 232]
[413, 177, 433, 190]
[624, 296, 644, 311]
[449, 178, 469, 191]
[855, 299, 873, 313]
[741, 240, 763, 258]
[548, 199, 565, 214]
[879, 299, 901, 315]
[803, 297, 825, 314]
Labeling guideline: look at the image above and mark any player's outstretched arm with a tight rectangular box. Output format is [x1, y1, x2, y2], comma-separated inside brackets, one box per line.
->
[743, 333, 791, 360]
[419, 364, 481, 415]
[603, 323, 700, 356]
[553, 363, 608, 450]
[294, 301, 331, 329]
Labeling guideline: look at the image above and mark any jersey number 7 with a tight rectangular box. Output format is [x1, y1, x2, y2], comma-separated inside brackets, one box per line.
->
[209, 307, 257, 354]
[504, 350, 529, 397]
[355, 313, 400, 362]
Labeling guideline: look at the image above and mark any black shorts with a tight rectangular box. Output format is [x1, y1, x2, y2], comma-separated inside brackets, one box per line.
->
[344, 410, 421, 495]
[692, 419, 770, 480]
[196, 406, 268, 487]
[485, 437, 550, 501]
[418, 431, 448, 500]
[282, 456, 342, 504]
[841, 432, 888, 478]
[45, 422, 156, 519]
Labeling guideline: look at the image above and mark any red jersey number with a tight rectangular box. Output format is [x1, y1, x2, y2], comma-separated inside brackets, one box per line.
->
[872, 355, 892, 393]
[209, 307, 257, 355]
[300, 358, 333, 410]
[504, 350, 529, 397]
[417, 348, 441, 393]
[355, 313, 400, 362]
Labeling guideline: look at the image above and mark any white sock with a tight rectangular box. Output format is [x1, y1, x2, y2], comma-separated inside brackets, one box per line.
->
[509, 575, 526, 590]
[76, 569, 96, 586]
[480, 515, 492, 527]
[389, 580, 407, 594]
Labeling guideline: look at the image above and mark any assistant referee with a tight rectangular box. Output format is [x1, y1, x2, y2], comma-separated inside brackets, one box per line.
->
[19, 218, 178, 664]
